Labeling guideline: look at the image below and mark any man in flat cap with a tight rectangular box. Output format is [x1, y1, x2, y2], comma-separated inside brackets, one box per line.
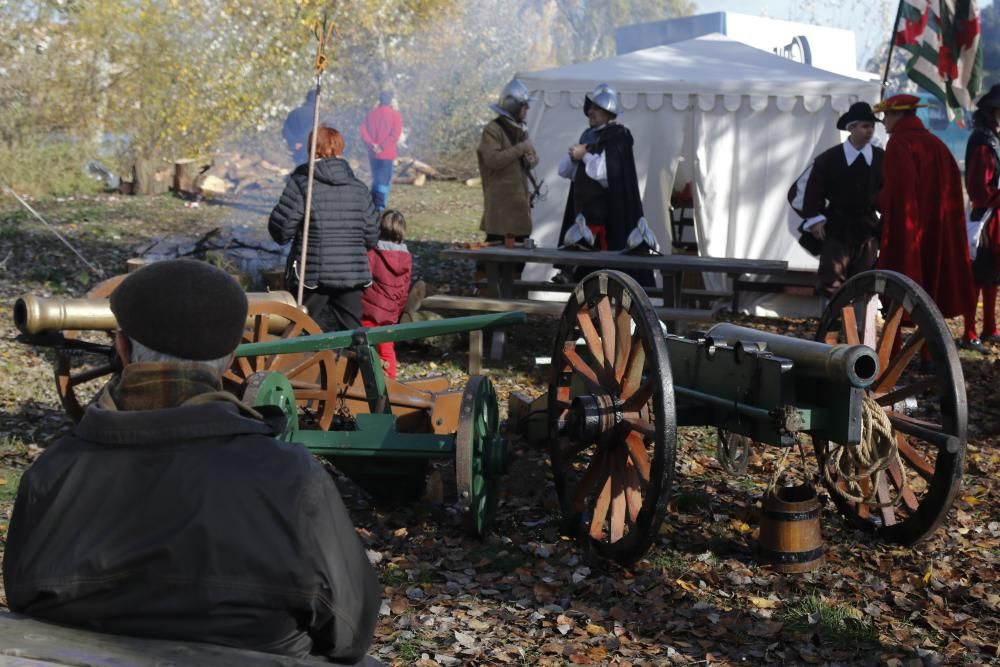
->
[3, 259, 382, 665]
[788, 101, 884, 297]
[874, 93, 981, 353]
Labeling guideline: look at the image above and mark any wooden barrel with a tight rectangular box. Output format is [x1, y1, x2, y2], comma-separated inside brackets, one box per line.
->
[758, 483, 824, 573]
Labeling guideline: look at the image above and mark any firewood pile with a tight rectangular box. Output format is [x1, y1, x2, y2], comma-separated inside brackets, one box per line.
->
[173, 153, 289, 198]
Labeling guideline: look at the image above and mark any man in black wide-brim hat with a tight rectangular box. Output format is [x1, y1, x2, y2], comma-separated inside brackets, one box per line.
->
[787, 101, 885, 297]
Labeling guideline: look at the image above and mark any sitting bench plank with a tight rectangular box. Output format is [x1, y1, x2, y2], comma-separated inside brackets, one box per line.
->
[0, 612, 380, 666]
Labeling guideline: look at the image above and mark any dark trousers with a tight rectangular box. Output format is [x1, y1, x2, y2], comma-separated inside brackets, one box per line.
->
[817, 235, 879, 298]
[369, 158, 394, 212]
[303, 287, 363, 332]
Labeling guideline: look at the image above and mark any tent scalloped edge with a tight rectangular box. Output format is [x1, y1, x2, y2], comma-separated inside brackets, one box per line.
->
[546, 91, 852, 113]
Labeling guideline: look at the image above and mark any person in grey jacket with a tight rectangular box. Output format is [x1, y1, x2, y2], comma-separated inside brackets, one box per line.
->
[2, 259, 382, 666]
[269, 125, 379, 331]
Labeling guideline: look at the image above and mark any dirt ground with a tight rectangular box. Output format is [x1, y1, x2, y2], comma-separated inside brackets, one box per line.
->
[1, 182, 999, 666]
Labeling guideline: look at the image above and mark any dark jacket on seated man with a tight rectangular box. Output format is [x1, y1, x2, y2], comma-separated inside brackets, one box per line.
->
[2, 259, 381, 665]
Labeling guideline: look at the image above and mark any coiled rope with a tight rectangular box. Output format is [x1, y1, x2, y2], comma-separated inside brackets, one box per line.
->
[821, 395, 903, 507]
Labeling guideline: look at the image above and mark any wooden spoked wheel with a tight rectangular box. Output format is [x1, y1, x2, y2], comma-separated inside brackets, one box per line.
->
[54, 274, 127, 421]
[225, 301, 337, 430]
[814, 270, 967, 545]
[548, 270, 677, 565]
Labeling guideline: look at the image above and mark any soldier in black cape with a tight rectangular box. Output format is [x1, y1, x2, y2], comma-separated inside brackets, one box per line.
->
[555, 83, 647, 283]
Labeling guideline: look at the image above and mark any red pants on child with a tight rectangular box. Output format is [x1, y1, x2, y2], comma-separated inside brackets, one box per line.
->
[361, 318, 397, 379]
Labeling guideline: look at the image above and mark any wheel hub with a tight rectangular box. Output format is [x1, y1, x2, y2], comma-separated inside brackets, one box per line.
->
[566, 392, 624, 442]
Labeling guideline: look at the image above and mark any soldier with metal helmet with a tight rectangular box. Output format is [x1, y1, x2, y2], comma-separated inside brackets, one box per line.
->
[477, 78, 538, 256]
[556, 83, 645, 278]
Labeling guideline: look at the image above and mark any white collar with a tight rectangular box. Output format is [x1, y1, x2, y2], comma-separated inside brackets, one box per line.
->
[843, 140, 873, 166]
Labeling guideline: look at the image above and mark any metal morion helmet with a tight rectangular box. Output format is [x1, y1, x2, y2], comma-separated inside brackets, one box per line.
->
[489, 78, 531, 120]
[585, 83, 620, 116]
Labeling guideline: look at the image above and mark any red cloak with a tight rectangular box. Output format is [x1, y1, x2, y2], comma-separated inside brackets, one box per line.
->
[877, 115, 974, 318]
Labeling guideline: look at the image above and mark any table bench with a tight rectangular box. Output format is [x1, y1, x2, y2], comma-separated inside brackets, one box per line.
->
[440, 247, 787, 360]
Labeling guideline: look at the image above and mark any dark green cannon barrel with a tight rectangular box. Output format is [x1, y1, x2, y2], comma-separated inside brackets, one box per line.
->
[706, 323, 879, 388]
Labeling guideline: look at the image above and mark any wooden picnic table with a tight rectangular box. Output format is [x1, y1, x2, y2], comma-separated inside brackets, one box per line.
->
[436, 246, 789, 363]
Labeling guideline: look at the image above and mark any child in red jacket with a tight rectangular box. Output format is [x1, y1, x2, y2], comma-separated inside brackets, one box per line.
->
[361, 209, 412, 379]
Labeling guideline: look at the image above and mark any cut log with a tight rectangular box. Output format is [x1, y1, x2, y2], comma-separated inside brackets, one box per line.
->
[133, 159, 171, 196]
[465, 177, 482, 187]
[393, 172, 426, 186]
[173, 158, 212, 194]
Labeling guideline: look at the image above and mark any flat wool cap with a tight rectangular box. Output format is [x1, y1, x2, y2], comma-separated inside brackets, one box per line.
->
[110, 259, 248, 360]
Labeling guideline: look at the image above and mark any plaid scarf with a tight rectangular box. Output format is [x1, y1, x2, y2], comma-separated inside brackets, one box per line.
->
[98, 363, 258, 416]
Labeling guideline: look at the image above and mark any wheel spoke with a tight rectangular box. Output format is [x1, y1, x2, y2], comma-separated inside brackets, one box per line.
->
[563, 347, 603, 392]
[589, 473, 613, 540]
[886, 411, 955, 453]
[623, 456, 643, 522]
[894, 433, 935, 481]
[623, 378, 655, 410]
[253, 314, 270, 344]
[572, 449, 609, 513]
[624, 431, 651, 482]
[872, 331, 925, 394]
[874, 377, 938, 407]
[623, 415, 655, 438]
[887, 455, 920, 512]
[609, 453, 627, 543]
[877, 301, 905, 372]
[237, 356, 254, 378]
[273, 351, 321, 378]
[596, 296, 616, 377]
[875, 475, 897, 527]
[620, 333, 646, 397]
[841, 304, 860, 345]
[576, 308, 605, 367]
[614, 307, 632, 383]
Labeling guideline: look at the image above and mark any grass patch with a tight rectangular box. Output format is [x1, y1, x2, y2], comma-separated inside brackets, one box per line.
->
[779, 595, 878, 647]
[645, 549, 686, 571]
[0, 470, 22, 504]
[395, 637, 423, 663]
[382, 563, 408, 587]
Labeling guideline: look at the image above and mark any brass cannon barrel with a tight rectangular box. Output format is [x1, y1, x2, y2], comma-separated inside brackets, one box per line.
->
[706, 323, 879, 388]
[14, 291, 301, 335]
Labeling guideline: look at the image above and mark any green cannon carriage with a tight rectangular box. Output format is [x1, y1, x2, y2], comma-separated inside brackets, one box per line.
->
[14, 275, 524, 536]
[531, 269, 967, 564]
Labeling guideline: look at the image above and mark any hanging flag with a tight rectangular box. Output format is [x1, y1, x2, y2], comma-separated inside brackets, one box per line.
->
[892, 0, 983, 121]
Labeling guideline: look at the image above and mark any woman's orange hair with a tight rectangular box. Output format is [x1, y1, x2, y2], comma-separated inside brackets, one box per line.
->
[309, 126, 345, 158]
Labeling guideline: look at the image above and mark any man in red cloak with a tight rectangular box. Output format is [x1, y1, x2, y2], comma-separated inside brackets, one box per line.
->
[874, 94, 984, 352]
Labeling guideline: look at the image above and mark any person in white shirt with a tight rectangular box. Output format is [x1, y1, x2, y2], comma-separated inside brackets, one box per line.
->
[787, 101, 884, 297]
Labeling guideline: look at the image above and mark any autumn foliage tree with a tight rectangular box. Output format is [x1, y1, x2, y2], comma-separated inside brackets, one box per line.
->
[1, 0, 697, 194]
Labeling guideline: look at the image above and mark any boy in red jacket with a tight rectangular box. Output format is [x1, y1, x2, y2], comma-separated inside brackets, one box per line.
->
[361, 209, 412, 379]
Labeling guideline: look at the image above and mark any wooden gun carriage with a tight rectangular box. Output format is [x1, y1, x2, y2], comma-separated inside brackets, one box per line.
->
[13, 275, 524, 536]
[14, 266, 967, 566]
[533, 269, 966, 564]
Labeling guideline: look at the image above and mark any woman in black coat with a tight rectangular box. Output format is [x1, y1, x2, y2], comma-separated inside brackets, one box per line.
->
[269, 126, 378, 331]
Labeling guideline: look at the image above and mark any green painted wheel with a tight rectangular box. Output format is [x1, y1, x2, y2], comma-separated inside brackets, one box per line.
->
[456, 375, 505, 537]
[243, 371, 299, 440]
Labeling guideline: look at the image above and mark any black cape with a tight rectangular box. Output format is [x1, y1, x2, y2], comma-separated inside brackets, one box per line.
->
[559, 123, 644, 251]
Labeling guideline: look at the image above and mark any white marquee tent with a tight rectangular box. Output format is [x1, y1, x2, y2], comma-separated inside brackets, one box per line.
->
[516, 34, 881, 309]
